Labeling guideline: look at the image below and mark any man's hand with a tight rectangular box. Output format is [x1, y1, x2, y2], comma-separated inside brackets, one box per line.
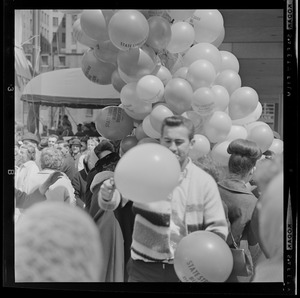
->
[99, 177, 116, 202]
[39, 172, 64, 195]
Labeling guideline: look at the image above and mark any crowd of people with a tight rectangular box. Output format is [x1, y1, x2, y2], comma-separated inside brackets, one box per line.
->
[14, 115, 284, 285]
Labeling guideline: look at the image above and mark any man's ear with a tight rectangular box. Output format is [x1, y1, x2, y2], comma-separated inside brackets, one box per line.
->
[190, 138, 195, 147]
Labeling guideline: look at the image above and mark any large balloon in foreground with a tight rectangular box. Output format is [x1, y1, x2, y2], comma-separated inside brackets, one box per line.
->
[174, 231, 233, 282]
[114, 143, 181, 203]
[95, 106, 134, 140]
[108, 10, 149, 51]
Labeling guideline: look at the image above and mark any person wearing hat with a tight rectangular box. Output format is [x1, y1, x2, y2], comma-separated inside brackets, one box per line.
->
[21, 132, 42, 170]
[69, 138, 82, 170]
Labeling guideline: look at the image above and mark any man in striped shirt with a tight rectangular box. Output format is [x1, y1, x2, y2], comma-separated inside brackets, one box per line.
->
[98, 115, 228, 282]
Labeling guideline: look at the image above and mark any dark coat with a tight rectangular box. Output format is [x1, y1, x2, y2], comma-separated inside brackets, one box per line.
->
[71, 167, 88, 209]
[217, 179, 259, 247]
[60, 153, 77, 181]
[89, 171, 135, 282]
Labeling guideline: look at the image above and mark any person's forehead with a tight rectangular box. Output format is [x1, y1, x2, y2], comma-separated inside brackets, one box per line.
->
[162, 125, 190, 139]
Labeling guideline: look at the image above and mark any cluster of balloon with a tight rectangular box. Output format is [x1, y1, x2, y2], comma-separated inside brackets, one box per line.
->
[72, 9, 282, 167]
[174, 231, 233, 282]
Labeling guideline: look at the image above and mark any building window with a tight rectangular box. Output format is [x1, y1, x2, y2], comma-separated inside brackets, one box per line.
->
[41, 54, 49, 66]
[62, 17, 66, 28]
[53, 17, 58, 27]
[58, 55, 66, 67]
[62, 33, 66, 43]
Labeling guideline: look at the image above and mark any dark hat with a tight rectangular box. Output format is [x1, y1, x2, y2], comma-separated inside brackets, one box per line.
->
[94, 140, 114, 157]
[38, 138, 48, 150]
[21, 132, 40, 145]
[69, 138, 82, 146]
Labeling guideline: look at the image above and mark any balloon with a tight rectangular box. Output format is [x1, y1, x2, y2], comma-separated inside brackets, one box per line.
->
[146, 16, 172, 50]
[166, 22, 195, 54]
[114, 143, 181, 203]
[168, 10, 195, 21]
[155, 65, 172, 86]
[134, 123, 148, 140]
[72, 19, 99, 48]
[164, 78, 193, 114]
[268, 139, 283, 155]
[93, 40, 119, 64]
[191, 87, 216, 117]
[183, 43, 222, 73]
[214, 70, 242, 95]
[225, 125, 248, 141]
[228, 87, 259, 120]
[245, 121, 269, 134]
[182, 110, 206, 135]
[211, 26, 225, 48]
[148, 10, 172, 22]
[142, 115, 161, 138]
[204, 111, 232, 143]
[172, 67, 188, 80]
[210, 85, 230, 111]
[80, 10, 109, 42]
[120, 82, 152, 120]
[95, 107, 122, 138]
[108, 10, 149, 51]
[117, 68, 139, 84]
[247, 124, 274, 153]
[120, 135, 138, 154]
[136, 75, 165, 104]
[232, 102, 262, 125]
[137, 137, 160, 145]
[149, 104, 174, 132]
[220, 51, 240, 73]
[211, 141, 231, 166]
[111, 69, 126, 93]
[81, 49, 116, 85]
[117, 45, 159, 80]
[186, 59, 217, 90]
[95, 106, 134, 140]
[189, 134, 211, 161]
[190, 10, 224, 43]
[174, 231, 233, 282]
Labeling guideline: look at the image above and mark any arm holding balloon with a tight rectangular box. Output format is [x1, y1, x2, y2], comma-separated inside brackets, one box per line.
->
[98, 177, 122, 211]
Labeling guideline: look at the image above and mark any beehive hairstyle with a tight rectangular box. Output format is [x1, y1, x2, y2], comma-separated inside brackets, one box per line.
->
[227, 138, 262, 177]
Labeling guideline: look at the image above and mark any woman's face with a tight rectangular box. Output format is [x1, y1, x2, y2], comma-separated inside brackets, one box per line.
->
[71, 144, 81, 154]
[87, 140, 96, 151]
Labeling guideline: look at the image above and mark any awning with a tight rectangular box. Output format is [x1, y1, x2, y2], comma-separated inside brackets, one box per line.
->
[21, 67, 121, 109]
